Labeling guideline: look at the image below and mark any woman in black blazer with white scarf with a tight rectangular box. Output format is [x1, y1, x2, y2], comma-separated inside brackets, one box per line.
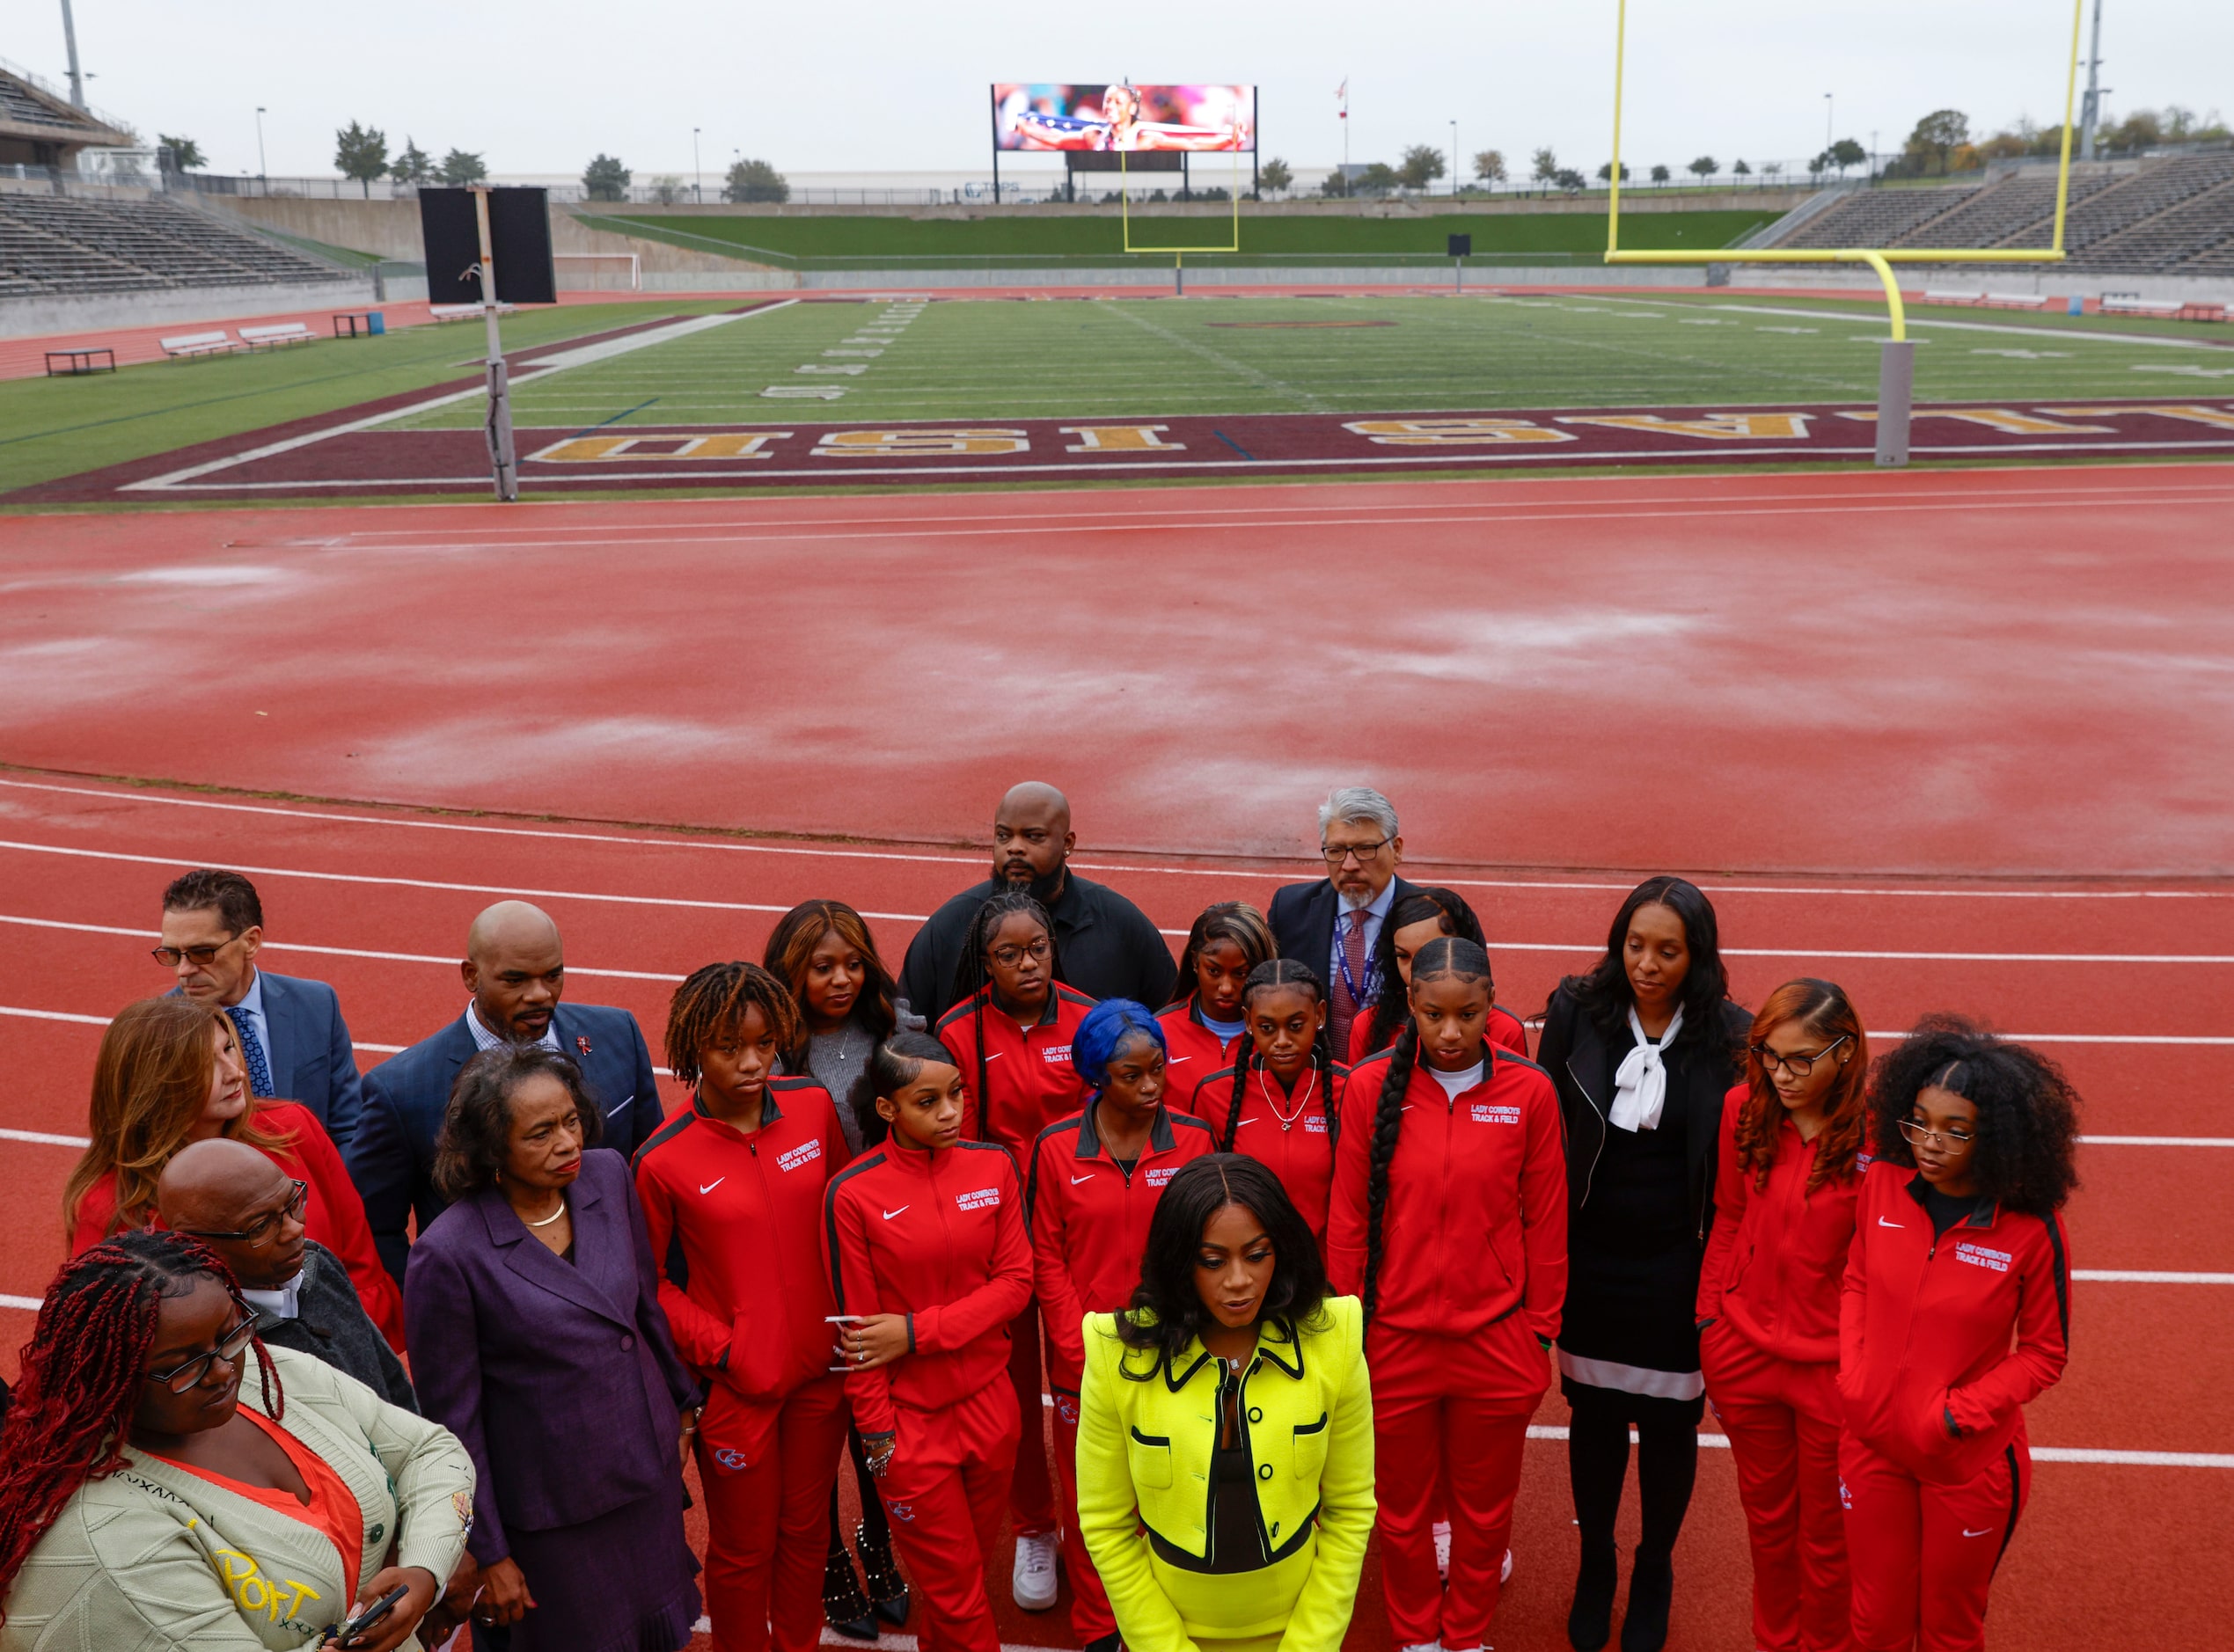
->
[1535, 877, 1749, 1652]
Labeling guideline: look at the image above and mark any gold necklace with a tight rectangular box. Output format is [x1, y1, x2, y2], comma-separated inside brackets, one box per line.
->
[1256, 1064, 1316, 1132]
[524, 1197, 568, 1228]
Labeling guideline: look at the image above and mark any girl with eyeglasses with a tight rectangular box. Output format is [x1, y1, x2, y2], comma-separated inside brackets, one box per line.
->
[1838, 1018, 2078, 1652]
[1696, 981, 1869, 1652]
[935, 890, 1095, 1612]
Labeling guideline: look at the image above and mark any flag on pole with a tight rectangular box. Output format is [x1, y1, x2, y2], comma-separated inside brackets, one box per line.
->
[1337, 78, 1348, 119]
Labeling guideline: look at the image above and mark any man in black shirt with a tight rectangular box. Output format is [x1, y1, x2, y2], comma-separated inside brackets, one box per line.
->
[899, 782, 1177, 1023]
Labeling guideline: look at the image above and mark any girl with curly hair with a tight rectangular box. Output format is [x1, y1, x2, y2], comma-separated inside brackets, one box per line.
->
[1839, 1016, 2079, 1652]
[1696, 980, 1870, 1652]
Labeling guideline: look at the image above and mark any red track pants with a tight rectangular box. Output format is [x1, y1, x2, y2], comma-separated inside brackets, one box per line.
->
[878, 1382, 1023, 1652]
[1004, 1299, 1057, 1539]
[695, 1374, 850, 1652]
[1049, 1389, 1116, 1643]
[1702, 1322, 1851, 1652]
[1840, 1429, 2030, 1652]
[1368, 1314, 1549, 1651]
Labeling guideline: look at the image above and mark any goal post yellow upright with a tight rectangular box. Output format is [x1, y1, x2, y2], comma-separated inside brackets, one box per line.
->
[1120, 149, 1244, 295]
[1603, 0, 2086, 464]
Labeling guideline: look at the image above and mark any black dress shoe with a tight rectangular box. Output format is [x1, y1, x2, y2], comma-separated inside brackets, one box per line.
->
[824, 1546, 879, 1641]
[1569, 1543, 1618, 1652]
[1085, 1635, 1121, 1652]
[857, 1517, 910, 1627]
[1620, 1553, 1674, 1652]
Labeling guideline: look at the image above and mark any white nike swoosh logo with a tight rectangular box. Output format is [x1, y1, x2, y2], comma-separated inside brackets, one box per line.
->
[1961, 1526, 1995, 1538]
[1878, 1217, 1905, 1227]
[1169, 1056, 1193, 1064]
[982, 1053, 1001, 1063]
[1071, 1174, 1094, 1184]
[883, 1206, 909, 1220]
[699, 1179, 725, 1195]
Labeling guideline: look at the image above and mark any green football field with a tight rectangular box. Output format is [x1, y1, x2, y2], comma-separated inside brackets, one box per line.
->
[386, 291, 2234, 431]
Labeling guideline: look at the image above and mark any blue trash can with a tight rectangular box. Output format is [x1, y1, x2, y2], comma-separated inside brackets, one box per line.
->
[2067, 296, 2083, 317]
[368, 311, 386, 335]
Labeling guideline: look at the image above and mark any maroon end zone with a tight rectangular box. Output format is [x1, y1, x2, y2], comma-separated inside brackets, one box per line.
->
[14, 398, 2234, 502]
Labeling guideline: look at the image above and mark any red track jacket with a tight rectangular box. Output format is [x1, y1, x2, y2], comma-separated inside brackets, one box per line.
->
[1697, 1084, 1865, 1364]
[1157, 999, 1248, 1112]
[937, 985, 1095, 1162]
[1326, 1046, 1568, 1342]
[1347, 1004, 1532, 1066]
[1190, 1058, 1351, 1240]
[633, 1078, 849, 1403]
[1838, 1159, 2072, 1485]
[822, 1137, 1034, 1437]
[1026, 1102, 1218, 1393]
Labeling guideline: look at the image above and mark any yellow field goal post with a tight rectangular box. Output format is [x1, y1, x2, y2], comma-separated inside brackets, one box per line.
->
[1603, 0, 2086, 464]
[1120, 150, 1245, 294]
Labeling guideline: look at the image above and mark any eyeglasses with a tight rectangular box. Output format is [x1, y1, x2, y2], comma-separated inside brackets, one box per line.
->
[150, 934, 241, 969]
[1750, 1034, 1851, 1078]
[145, 1314, 256, 1394]
[990, 938, 1052, 969]
[1321, 838, 1392, 866]
[178, 1181, 309, 1247]
[1898, 1118, 1976, 1150]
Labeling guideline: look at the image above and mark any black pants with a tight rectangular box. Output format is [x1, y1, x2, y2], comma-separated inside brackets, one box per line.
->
[1565, 1381, 1703, 1563]
[828, 1425, 891, 1562]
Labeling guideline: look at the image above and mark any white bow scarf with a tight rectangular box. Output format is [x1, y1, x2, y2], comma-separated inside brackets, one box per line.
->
[1608, 1003, 1685, 1133]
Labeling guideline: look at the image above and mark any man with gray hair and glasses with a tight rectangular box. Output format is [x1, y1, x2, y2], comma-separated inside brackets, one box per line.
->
[1268, 786, 1420, 1055]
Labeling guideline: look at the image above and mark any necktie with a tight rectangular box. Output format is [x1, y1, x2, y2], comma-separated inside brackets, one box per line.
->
[1333, 908, 1370, 1052]
[226, 1005, 276, 1098]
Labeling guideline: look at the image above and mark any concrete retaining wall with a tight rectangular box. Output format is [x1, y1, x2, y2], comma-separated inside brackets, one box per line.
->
[0, 277, 376, 339]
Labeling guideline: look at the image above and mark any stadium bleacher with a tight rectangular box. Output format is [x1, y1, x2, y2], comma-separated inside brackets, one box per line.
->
[1776, 185, 1984, 249]
[0, 192, 350, 296]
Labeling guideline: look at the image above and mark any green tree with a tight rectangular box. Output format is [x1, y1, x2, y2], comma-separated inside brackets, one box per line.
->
[1905, 109, 1970, 174]
[1396, 143, 1447, 191]
[334, 121, 389, 197]
[1357, 162, 1401, 195]
[1319, 167, 1353, 198]
[1732, 157, 1752, 177]
[1531, 145, 1558, 184]
[582, 153, 631, 201]
[650, 175, 683, 205]
[1552, 167, 1588, 194]
[1595, 161, 1631, 182]
[1650, 163, 1672, 184]
[392, 138, 432, 185]
[724, 157, 788, 203]
[436, 149, 487, 185]
[1473, 149, 1506, 185]
[157, 134, 205, 173]
[1828, 137, 1867, 173]
[1688, 154, 1718, 180]
[1258, 156, 1293, 194]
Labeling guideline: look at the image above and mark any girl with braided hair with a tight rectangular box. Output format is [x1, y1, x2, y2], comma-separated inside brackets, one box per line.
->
[1346, 888, 1530, 1066]
[1325, 936, 1567, 1652]
[634, 962, 862, 1652]
[1157, 902, 1276, 1111]
[0, 1228, 473, 1649]
[1192, 961, 1350, 1243]
[934, 890, 1095, 1612]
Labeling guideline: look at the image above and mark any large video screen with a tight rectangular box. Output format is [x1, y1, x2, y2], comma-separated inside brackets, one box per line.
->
[992, 84, 1256, 152]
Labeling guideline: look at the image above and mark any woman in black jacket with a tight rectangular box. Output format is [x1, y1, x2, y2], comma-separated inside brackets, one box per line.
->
[1536, 876, 1749, 1652]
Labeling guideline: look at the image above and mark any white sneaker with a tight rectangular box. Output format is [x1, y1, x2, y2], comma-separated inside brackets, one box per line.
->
[1502, 1547, 1513, 1583]
[1434, 1519, 1452, 1580]
[1012, 1532, 1059, 1612]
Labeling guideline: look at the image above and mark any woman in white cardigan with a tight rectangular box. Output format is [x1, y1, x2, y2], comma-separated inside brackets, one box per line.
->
[0, 1229, 474, 1651]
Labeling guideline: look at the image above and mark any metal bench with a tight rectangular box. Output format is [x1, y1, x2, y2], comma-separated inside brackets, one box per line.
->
[238, 323, 316, 349]
[45, 347, 117, 376]
[159, 330, 238, 359]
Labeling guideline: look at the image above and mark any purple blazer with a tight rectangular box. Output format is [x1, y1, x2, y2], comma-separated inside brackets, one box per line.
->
[403, 1149, 699, 1564]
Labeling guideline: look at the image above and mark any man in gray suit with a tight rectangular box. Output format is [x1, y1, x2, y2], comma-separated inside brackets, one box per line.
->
[158, 868, 366, 1145]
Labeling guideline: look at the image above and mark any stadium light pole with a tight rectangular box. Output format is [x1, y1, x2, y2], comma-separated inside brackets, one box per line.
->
[692, 128, 701, 203]
[1825, 92, 1834, 156]
[1451, 119, 1459, 196]
[2080, 0, 2106, 159]
[255, 106, 267, 186]
[57, 0, 86, 108]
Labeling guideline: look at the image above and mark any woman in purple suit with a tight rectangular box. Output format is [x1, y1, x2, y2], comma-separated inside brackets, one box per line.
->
[406, 1046, 703, 1651]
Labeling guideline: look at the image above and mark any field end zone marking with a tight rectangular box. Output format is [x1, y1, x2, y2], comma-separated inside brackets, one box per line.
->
[4, 777, 2230, 903]
[120, 303, 800, 493]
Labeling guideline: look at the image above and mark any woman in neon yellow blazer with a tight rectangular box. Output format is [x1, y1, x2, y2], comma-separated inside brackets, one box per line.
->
[1075, 1152, 1374, 1652]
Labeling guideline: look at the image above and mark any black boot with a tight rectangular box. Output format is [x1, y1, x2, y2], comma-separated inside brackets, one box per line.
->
[1568, 1541, 1617, 1652]
[824, 1544, 879, 1641]
[1085, 1636, 1121, 1652]
[857, 1517, 910, 1627]
[1619, 1553, 1674, 1652]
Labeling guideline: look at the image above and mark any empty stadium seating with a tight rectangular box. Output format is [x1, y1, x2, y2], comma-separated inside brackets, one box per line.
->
[0, 191, 351, 296]
[1777, 186, 1982, 249]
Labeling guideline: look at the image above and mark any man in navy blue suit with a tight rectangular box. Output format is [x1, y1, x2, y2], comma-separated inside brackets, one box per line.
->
[346, 898, 664, 1285]
[158, 869, 366, 1146]
[1266, 786, 1419, 1056]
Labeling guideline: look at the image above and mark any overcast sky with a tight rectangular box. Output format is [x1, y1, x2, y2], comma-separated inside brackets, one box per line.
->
[24, 0, 2230, 179]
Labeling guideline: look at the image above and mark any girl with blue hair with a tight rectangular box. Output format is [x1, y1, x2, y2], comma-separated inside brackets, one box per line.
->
[1027, 1000, 1217, 1652]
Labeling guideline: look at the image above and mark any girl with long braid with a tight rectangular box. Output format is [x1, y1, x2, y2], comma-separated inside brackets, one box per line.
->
[1157, 902, 1277, 1113]
[1346, 888, 1530, 1065]
[934, 889, 1095, 1612]
[1326, 936, 1568, 1652]
[1192, 961, 1350, 1242]
[0, 1229, 472, 1649]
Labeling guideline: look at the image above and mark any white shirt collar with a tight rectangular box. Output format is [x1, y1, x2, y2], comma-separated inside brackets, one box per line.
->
[1339, 876, 1400, 919]
[242, 1273, 304, 1321]
[467, 999, 561, 1054]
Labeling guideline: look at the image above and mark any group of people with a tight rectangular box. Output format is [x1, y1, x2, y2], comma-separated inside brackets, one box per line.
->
[0, 783, 2083, 1652]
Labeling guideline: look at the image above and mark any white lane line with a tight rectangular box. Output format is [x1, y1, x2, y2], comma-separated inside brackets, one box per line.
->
[1520, 1426, 2234, 1468]
[2080, 1135, 2234, 1146]
[0, 1126, 92, 1146]
[1702, 301, 2234, 350]
[0, 913, 687, 983]
[2074, 1271, 2234, 1283]
[4, 1295, 40, 1311]
[5, 777, 2229, 901]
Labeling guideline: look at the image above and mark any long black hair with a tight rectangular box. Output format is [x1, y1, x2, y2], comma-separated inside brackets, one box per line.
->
[1170, 902, 1277, 1012]
[1116, 1153, 1329, 1377]
[948, 890, 1060, 1142]
[1868, 1016, 2082, 1217]
[1361, 935, 1493, 1321]
[1357, 887, 1488, 1059]
[1222, 959, 1337, 1153]
[862, 1031, 960, 1149]
[1552, 875, 1732, 1052]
